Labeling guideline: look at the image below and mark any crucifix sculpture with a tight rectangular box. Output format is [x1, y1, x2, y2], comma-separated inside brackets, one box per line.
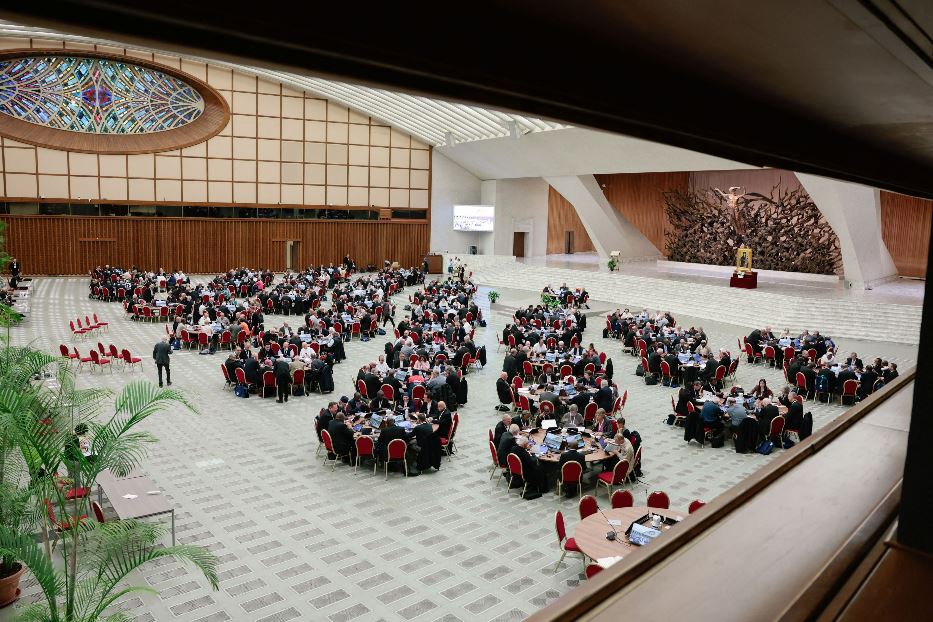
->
[713, 186, 748, 239]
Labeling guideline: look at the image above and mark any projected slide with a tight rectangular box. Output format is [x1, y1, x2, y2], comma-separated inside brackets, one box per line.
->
[453, 205, 495, 231]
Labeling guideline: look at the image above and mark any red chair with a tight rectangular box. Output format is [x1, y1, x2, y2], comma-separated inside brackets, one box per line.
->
[557, 460, 583, 499]
[351, 322, 361, 340]
[45, 499, 87, 551]
[596, 459, 628, 498]
[221, 364, 233, 389]
[408, 353, 419, 367]
[489, 440, 505, 485]
[539, 401, 555, 417]
[198, 332, 210, 350]
[840, 378, 859, 405]
[220, 331, 232, 350]
[74, 347, 92, 372]
[688, 499, 706, 514]
[355, 435, 375, 473]
[441, 413, 459, 461]
[763, 345, 776, 367]
[647, 490, 670, 509]
[559, 364, 573, 380]
[236, 331, 248, 347]
[292, 369, 305, 395]
[321, 429, 349, 469]
[611, 489, 634, 509]
[59, 344, 78, 363]
[434, 353, 447, 365]
[142, 307, 154, 323]
[508, 334, 516, 348]
[795, 371, 810, 400]
[611, 396, 622, 415]
[91, 501, 106, 524]
[411, 385, 426, 401]
[523, 360, 534, 381]
[512, 376, 523, 391]
[506, 453, 528, 498]
[713, 365, 726, 390]
[69, 321, 88, 341]
[261, 371, 276, 398]
[660, 360, 672, 386]
[585, 564, 603, 579]
[357, 379, 369, 399]
[542, 362, 554, 377]
[783, 346, 795, 363]
[93, 313, 109, 332]
[380, 383, 395, 401]
[767, 415, 786, 445]
[89, 349, 112, 373]
[553, 511, 585, 573]
[583, 402, 597, 424]
[383, 438, 408, 479]
[578, 494, 598, 520]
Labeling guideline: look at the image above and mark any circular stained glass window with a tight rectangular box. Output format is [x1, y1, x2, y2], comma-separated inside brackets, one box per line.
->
[0, 50, 228, 153]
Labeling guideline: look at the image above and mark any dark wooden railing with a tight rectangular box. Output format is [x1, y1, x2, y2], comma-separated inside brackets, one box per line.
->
[527, 369, 915, 621]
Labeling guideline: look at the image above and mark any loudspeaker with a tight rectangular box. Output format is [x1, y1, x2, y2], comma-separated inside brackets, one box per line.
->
[469, 245, 478, 255]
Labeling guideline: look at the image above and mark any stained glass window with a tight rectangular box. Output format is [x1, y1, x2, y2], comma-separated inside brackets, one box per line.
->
[0, 56, 205, 134]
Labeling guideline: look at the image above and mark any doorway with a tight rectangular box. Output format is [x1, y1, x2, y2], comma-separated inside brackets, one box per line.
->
[564, 231, 574, 254]
[285, 240, 300, 271]
[513, 232, 526, 258]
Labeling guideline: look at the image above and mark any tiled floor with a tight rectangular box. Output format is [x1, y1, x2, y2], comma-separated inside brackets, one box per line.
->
[5, 277, 918, 622]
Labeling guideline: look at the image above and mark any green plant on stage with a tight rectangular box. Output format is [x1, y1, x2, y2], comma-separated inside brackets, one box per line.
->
[0, 222, 20, 334]
[0, 344, 218, 621]
[608, 257, 618, 272]
[487, 291, 500, 304]
[540, 293, 561, 310]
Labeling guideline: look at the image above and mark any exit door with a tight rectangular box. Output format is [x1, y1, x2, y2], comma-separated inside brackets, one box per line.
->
[285, 240, 300, 270]
[513, 232, 526, 258]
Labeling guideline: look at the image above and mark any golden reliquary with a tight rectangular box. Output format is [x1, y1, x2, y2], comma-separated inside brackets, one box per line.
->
[736, 246, 753, 274]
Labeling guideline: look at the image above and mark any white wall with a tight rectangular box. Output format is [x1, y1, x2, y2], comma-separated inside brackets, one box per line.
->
[429, 151, 484, 254]
[491, 178, 550, 256]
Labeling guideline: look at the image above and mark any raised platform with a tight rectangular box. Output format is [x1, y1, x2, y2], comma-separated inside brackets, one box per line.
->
[459, 254, 923, 344]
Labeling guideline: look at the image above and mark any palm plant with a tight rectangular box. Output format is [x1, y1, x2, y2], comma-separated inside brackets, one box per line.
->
[0, 344, 218, 621]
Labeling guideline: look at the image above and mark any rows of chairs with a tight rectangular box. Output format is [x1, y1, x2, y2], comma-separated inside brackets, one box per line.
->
[554, 492, 705, 576]
[502, 377, 626, 420]
[60, 343, 142, 373]
[69, 315, 108, 340]
[127, 303, 182, 322]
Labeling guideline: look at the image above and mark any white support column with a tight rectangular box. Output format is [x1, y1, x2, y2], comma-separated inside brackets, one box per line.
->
[545, 174, 661, 260]
[796, 173, 897, 289]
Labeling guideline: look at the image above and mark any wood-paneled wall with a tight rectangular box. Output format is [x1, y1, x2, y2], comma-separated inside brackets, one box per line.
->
[880, 191, 932, 278]
[594, 172, 690, 253]
[0, 216, 429, 275]
[546, 186, 596, 254]
[688, 169, 801, 197]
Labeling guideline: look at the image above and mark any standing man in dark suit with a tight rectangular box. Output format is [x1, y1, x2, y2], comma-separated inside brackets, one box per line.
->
[594, 379, 614, 413]
[274, 356, 291, 403]
[152, 337, 172, 387]
[9, 257, 20, 279]
[503, 348, 519, 381]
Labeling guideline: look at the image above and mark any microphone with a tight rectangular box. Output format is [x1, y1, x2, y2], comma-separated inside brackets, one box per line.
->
[597, 506, 621, 542]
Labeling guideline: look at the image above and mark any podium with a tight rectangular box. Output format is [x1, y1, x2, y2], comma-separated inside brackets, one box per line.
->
[425, 254, 444, 274]
[730, 271, 757, 289]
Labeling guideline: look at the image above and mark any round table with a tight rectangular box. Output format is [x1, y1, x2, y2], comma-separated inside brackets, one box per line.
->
[573, 506, 685, 561]
[522, 428, 610, 463]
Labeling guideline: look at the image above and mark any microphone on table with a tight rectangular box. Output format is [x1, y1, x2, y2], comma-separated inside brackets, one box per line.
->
[597, 507, 621, 541]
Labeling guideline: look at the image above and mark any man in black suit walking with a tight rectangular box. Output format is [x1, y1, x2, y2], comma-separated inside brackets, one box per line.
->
[152, 337, 172, 387]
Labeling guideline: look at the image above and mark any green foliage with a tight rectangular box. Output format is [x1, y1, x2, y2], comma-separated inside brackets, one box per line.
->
[540, 293, 561, 310]
[607, 258, 618, 272]
[487, 290, 500, 303]
[0, 342, 216, 621]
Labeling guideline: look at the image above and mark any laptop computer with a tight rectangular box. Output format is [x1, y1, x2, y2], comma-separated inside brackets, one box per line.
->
[543, 432, 563, 452]
[628, 523, 662, 546]
[369, 413, 383, 428]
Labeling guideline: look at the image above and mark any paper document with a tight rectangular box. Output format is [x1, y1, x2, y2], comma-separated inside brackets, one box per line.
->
[596, 556, 624, 568]
[607, 519, 622, 526]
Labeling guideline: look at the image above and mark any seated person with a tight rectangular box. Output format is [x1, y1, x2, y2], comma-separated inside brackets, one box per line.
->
[725, 396, 747, 429]
[376, 414, 410, 460]
[493, 414, 512, 446]
[561, 404, 583, 427]
[557, 438, 587, 497]
[510, 436, 548, 496]
[497, 423, 519, 467]
[602, 432, 634, 474]
[369, 390, 392, 411]
[326, 413, 356, 461]
[784, 391, 804, 431]
[591, 408, 613, 435]
[699, 396, 725, 433]
[750, 378, 773, 400]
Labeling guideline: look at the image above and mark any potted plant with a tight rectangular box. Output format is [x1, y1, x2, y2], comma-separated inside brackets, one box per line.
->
[487, 290, 500, 304]
[608, 257, 618, 272]
[0, 344, 219, 620]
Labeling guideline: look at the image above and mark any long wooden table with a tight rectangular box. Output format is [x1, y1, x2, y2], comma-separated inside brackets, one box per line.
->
[573, 506, 685, 562]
